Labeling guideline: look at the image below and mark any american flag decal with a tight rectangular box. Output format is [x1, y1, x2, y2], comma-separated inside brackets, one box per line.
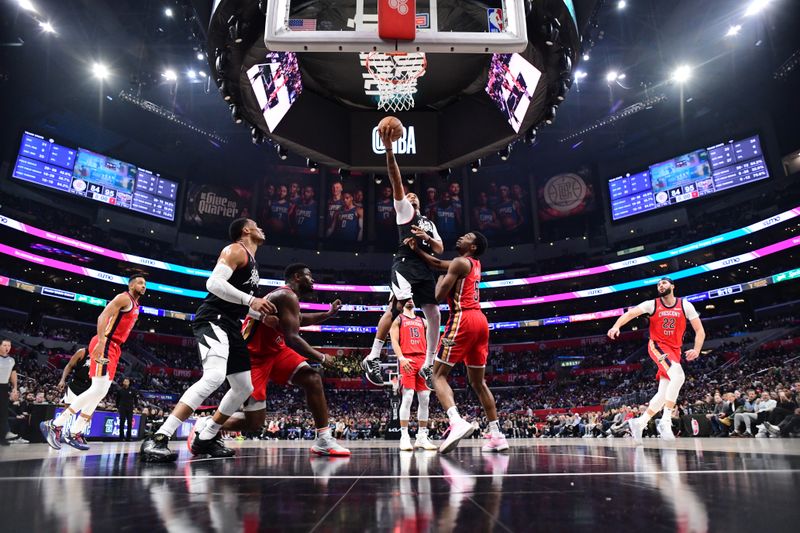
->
[288, 19, 316, 31]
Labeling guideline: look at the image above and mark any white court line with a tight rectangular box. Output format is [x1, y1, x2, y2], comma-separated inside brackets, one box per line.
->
[309, 474, 363, 533]
[1, 469, 798, 481]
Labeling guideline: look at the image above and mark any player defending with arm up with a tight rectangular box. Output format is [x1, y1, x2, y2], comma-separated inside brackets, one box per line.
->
[407, 231, 508, 454]
[361, 119, 443, 389]
[607, 277, 705, 443]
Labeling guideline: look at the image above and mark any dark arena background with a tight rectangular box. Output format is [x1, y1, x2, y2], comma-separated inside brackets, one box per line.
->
[1, 0, 800, 531]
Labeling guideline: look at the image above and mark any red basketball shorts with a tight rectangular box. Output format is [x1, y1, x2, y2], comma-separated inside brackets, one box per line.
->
[436, 310, 490, 367]
[88, 335, 121, 380]
[250, 347, 309, 402]
[648, 340, 681, 381]
[399, 353, 427, 391]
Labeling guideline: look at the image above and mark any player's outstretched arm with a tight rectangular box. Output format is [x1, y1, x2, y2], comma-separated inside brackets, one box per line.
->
[434, 257, 471, 302]
[379, 128, 404, 202]
[404, 237, 450, 271]
[607, 306, 645, 339]
[300, 299, 341, 327]
[207, 244, 275, 316]
[273, 291, 329, 365]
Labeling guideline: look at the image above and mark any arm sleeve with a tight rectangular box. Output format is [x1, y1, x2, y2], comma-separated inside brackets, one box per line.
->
[636, 300, 656, 315]
[206, 263, 254, 306]
[394, 198, 414, 224]
[682, 299, 700, 320]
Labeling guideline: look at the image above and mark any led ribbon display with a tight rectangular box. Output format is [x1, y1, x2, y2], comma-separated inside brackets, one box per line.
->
[2, 267, 799, 332]
[2, 234, 799, 311]
[1, 206, 798, 292]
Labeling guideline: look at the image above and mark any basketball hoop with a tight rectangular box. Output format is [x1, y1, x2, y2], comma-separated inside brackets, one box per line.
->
[360, 52, 427, 112]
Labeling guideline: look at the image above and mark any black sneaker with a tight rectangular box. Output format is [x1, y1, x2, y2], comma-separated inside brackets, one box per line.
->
[190, 432, 235, 458]
[361, 358, 384, 386]
[140, 433, 178, 463]
[418, 365, 434, 390]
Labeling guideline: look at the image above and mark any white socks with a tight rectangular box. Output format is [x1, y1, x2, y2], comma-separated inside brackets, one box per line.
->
[400, 426, 409, 436]
[640, 412, 653, 424]
[156, 415, 184, 438]
[446, 406, 462, 423]
[488, 420, 502, 437]
[366, 338, 385, 360]
[71, 415, 89, 435]
[53, 408, 75, 428]
[198, 419, 222, 440]
[662, 407, 673, 422]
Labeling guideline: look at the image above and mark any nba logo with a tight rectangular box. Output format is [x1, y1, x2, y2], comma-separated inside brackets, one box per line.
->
[487, 8, 504, 33]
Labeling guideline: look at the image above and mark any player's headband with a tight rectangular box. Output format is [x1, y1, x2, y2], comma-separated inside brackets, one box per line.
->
[659, 277, 674, 284]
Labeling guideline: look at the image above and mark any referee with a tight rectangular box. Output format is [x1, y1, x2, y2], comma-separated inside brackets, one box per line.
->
[0, 339, 19, 446]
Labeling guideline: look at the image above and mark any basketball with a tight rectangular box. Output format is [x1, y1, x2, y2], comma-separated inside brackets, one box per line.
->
[378, 116, 404, 142]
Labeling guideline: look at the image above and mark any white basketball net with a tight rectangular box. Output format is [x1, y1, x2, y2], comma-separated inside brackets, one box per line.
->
[360, 52, 427, 112]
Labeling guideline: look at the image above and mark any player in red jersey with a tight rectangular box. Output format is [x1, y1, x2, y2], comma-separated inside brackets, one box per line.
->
[213, 263, 351, 456]
[389, 299, 438, 451]
[41, 273, 147, 451]
[408, 231, 508, 454]
[607, 277, 705, 442]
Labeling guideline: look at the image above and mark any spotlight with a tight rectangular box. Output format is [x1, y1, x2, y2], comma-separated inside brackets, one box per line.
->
[186, 70, 197, 79]
[164, 7, 173, 17]
[230, 104, 243, 124]
[251, 126, 266, 144]
[470, 160, 481, 173]
[18, 0, 36, 13]
[258, 0, 268, 15]
[197, 52, 205, 61]
[544, 105, 558, 125]
[617, 0, 626, 10]
[228, 16, 242, 44]
[374, 174, 384, 185]
[543, 18, 560, 47]
[162, 69, 177, 81]
[744, 0, 770, 17]
[582, 52, 590, 61]
[339, 168, 351, 179]
[498, 144, 512, 161]
[218, 79, 232, 101]
[276, 145, 288, 160]
[406, 174, 416, 184]
[560, 50, 573, 76]
[525, 127, 537, 145]
[39, 21, 55, 34]
[726, 24, 742, 37]
[575, 70, 588, 80]
[671, 65, 692, 83]
[439, 168, 452, 180]
[605, 70, 619, 82]
[306, 159, 318, 172]
[215, 49, 228, 74]
[198, 71, 207, 78]
[92, 62, 110, 80]
[556, 79, 569, 101]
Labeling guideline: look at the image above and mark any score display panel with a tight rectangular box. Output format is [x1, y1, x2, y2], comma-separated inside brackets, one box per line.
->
[11, 131, 179, 221]
[608, 135, 769, 221]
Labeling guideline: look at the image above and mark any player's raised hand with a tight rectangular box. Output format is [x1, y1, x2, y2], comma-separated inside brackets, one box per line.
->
[685, 348, 700, 361]
[607, 327, 620, 340]
[328, 299, 342, 317]
[380, 128, 394, 151]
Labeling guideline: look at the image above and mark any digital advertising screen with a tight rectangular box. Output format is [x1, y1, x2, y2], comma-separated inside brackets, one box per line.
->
[485, 53, 542, 133]
[11, 131, 179, 221]
[247, 51, 303, 132]
[609, 135, 769, 221]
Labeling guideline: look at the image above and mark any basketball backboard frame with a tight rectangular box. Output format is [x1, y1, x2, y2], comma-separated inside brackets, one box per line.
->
[265, 0, 528, 53]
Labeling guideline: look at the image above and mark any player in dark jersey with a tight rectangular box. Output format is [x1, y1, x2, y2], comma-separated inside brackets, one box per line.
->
[389, 300, 437, 451]
[496, 185, 524, 231]
[140, 218, 276, 463]
[434, 191, 461, 239]
[41, 274, 146, 451]
[472, 191, 500, 239]
[607, 277, 705, 443]
[290, 185, 318, 238]
[361, 127, 443, 389]
[407, 231, 508, 454]
[56, 346, 90, 437]
[269, 185, 291, 233]
[214, 263, 350, 456]
[326, 191, 363, 241]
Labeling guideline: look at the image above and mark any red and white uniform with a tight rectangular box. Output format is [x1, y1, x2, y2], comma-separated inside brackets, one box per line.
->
[637, 297, 699, 380]
[436, 256, 490, 367]
[242, 286, 309, 402]
[90, 291, 139, 380]
[397, 314, 427, 391]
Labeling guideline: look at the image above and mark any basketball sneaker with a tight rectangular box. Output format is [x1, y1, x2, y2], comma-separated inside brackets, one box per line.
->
[418, 365, 434, 390]
[140, 433, 178, 463]
[414, 432, 438, 451]
[191, 432, 235, 458]
[39, 420, 62, 450]
[657, 418, 675, 441]
[438, 418, 475, 454]
[64, 432, 90, 451]
[187, 416, 208, 453]
[481, 434, 510, 453]
[399, 433, 413, 451]
[628, 417, 645, 444]
[361, 358, 384, 386]
[311, 434, 351, 457]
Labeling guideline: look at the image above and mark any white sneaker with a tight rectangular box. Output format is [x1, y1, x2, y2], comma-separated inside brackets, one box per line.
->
[414, 433, 438, 451]
[657, 419, 675, 441]
[438, 418, 475, 454]
[628, 417, 644, 444]
[399, 433, 413, 451]
[311, 436, 351, 457]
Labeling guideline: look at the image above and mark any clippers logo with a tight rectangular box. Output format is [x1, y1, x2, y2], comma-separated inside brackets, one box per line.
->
[388, 0, 410, 16]
[372, 126, 417, 155]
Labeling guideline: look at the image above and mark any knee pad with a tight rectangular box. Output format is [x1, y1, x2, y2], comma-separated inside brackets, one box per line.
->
[180, 367, 226, 411]
[667, 363, 685, 385]
[217, 371, 254, 416]
[399, 388, 414, 421]
[416, 390, 431, 421]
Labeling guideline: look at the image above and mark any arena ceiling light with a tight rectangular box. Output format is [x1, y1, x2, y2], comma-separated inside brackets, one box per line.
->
[196, 52, 205, 60]
[306, 159, 318, 172]
[582, 53, 590, 61]
[744, 0, 770, 17]
[470, 160, 482, 173]
[575, 70, 588, 80]
[498, 145, 512, 161]
[726, 24, 742, 37]
[230, 104, 243, 124]
[162, 69, 178, 81]
[671, 65, 692, 83]
[525, 127, 537, 145]
[605, 70, 619, 83]
[544, 105, 558, 125]
[164, 7, 174, 18]
[186, 70, 197, 79]
[276, 145, 288, 160]
[92, 62, 110, 80]
[17, 0, 36, 12]
[617, 1, 627, 10]
[38, 21, 55, 34]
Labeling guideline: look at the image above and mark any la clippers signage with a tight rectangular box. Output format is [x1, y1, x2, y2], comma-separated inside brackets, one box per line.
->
[351, 112, 437, 168]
